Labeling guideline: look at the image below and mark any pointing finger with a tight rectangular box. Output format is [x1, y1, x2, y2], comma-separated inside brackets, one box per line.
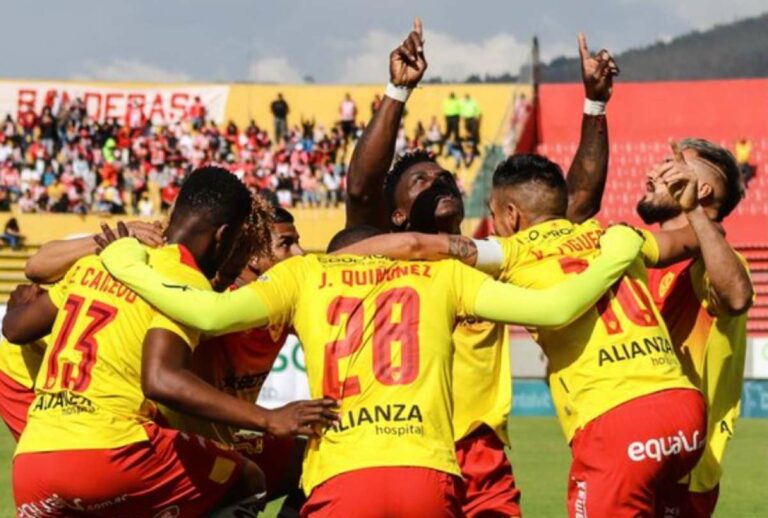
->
[577, 32, 589, 61]
[413, 16, 423, 40]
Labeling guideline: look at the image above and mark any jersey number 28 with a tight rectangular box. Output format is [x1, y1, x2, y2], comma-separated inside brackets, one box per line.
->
[323, 287, 419, 400]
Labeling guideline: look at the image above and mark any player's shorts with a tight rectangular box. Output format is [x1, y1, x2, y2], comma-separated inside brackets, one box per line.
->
[455, 424, 522, 517]
[14, 422, 246, 517]
[567, 388, 706, 518]
[655, 483, 719, 518]
[0, 371, 34, 441]
[301, 466, 464, 517]
[234, 434, 302, 499]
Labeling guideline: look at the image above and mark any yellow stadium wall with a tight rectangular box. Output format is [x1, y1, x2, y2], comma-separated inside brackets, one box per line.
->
[225, 83, 530, 146]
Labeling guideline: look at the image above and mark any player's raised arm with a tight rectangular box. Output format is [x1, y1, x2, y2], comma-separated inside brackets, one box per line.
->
[565, 33, 618, 223]
[346, 17, 427, 229]
[661, 144, 753, 314]
[98, 237, 293, 334]
[469, 225, 642, 327]
[25, 221, 164, 284]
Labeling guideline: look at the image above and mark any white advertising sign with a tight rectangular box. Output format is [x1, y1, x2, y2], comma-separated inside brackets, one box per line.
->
[256, 334, 311, 408]
[0, 81, 229, 124]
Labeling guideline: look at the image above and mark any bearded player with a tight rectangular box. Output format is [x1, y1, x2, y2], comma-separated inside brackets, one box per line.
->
[635, 141, 753, 517]
[344, 18, 618, 517]
[3, 167, 335, 517]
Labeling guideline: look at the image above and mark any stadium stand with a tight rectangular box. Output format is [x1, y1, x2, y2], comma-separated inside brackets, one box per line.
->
[538, 79, 768, 334]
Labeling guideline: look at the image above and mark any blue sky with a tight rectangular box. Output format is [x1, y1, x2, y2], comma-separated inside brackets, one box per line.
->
[5, 0, 766, 83]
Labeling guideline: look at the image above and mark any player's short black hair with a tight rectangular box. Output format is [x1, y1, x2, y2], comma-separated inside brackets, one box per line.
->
[173, 166, 252, 228]
[274, 207, 294, 224]
[492, 154, 568, 216]
[383, 149, 437, 213]
[327, 225, 384, 253]
[678, 138, 744, 221]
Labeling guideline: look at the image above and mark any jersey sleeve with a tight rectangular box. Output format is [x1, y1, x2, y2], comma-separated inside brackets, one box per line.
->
[99, 238, 278, 334]
[146, 262, 211, 350]
[241, 258, 306, 331]
[638, 228, 660, 267]
[467, 225, 644, 327]
[452, 262, 494, 318]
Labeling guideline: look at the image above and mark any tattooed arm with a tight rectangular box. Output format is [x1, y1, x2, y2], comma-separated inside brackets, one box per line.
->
[334, 232, 484, 267]
[565, 33, 619, 223]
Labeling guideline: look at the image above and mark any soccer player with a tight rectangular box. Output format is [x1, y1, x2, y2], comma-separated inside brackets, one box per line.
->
[163, 206, 310, 514]
[346, 154, 711, 516]
[635, 141, 754, 517]
[3, 167, 335, 517]
[95, 221, 643, 517]
[0, 221, 165, 440]
[344, 19, 618, 517]
[484, 155, 706, 517]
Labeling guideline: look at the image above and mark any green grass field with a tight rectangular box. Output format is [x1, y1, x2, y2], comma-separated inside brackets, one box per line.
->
[2, 417, 766, 517]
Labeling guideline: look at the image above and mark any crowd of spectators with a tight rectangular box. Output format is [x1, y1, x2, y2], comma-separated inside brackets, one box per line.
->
[0, 91, 485, 215]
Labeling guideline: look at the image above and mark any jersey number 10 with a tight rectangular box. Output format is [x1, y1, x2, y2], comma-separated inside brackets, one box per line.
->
[43, 294, 118, 392]
[560, 257, 658, 335]
[323, 287, 419, 400]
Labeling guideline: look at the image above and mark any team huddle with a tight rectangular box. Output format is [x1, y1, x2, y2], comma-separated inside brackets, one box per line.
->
[0, 19, 754, 518]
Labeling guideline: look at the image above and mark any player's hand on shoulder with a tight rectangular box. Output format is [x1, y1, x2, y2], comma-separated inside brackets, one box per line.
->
[124, 220, 165, 248]
[8, 283, 45, 309]
[599, 224, 644, 260]
[95, 221, 149, 266]
[265, 398, 339, 438]
[389, 17, 427, 88]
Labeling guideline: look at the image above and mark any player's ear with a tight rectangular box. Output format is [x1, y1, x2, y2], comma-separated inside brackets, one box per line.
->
[214, 224, 229, 245]
[698, 181, 715, 207]
[391, 208, 407, 230]
[508, 202, 522, 233]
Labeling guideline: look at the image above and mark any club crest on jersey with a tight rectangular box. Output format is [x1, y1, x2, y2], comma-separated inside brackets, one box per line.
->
[658, 271, 676, 299]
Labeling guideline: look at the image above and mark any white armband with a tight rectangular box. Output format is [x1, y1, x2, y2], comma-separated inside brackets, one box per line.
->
[385, 83, 412, 103]
[472, 238, 504, 276]
[584, 98, 606, 116]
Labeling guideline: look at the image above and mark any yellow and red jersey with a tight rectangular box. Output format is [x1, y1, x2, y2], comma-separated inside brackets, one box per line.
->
[0, 338, 46, 390]
[646, 251, 751, 492]
[451, 317, 510, 444]
[246, 254, 489, 494]
[495, 219, 694, 442]
[160, 325, 288, 448]
[17, 245, 210, 455]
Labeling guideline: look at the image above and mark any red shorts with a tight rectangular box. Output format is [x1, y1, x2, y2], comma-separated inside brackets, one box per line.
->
[567, 389, 707, 518]
[656, 483, 719, 518]
[235, 434, 302, 498]
[301, 467, 464, 518]
[0, 371, 35, 441]
[14, 422, 246, 517]
[455, 425, 522, 517]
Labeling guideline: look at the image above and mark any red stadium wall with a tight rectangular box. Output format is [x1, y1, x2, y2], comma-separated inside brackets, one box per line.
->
[537, 79, 768, 244]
